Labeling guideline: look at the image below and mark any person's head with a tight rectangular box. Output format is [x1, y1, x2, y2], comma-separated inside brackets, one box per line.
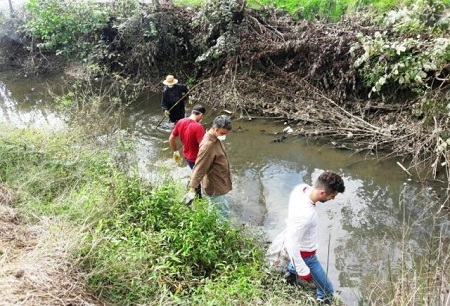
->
[313, 171, 345, 203]
[211, 115, 232, 141]
[191, 104, 206, 121]
[163, 75, 178, 87]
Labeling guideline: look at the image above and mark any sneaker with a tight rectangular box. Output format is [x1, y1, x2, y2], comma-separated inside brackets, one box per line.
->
[317, 297, 332, 305]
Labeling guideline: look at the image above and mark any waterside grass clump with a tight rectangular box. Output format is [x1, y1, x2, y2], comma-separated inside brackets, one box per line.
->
[82, 176, 269, 304]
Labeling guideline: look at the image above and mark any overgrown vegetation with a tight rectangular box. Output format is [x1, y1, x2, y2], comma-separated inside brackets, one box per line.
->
[22, 0, 109, 57]
[83, 179, 269, 304]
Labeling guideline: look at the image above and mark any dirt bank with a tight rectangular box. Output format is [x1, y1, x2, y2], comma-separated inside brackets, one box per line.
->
[0, 184, 104, 305]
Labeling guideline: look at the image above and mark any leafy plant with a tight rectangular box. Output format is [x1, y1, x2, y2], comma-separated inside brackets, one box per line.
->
[22, 0, 109, 57]
[83, 177, 268, 304]
[191, 0, 244, 63]
[351, 0, 450, 97]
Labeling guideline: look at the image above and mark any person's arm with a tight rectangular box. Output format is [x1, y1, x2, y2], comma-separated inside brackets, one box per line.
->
[189, 142, 213, 191]
[284, 216, 311, 278]
[181, 84, 189, 102]
[161, 87, 169, 111]
[169, 133, 178, 151]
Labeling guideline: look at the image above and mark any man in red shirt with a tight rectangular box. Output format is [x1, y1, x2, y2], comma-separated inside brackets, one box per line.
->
[169, 104, 206, 196]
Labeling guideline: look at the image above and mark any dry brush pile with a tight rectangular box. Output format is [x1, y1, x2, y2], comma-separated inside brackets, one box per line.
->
[181, 2, 450, 196]
[0, 183, 104, 305]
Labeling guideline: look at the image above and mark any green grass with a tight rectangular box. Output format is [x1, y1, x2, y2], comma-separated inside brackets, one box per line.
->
[177, 0, 450, 21]
[248, 0, 429, 20]
[0, 127, 110, 218]
[82, 176, 271, 304]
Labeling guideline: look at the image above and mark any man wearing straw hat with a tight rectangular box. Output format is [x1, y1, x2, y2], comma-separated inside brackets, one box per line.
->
[161, 74, 189, 123]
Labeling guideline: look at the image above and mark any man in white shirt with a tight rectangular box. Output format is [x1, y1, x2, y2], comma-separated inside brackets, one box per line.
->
[284, 171, 345, 304]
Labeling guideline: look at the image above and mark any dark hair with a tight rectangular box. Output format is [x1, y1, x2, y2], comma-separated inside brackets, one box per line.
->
[314, 171, 345, 194]
[192, 104, 206, 114]
[212, 115, 232, 130]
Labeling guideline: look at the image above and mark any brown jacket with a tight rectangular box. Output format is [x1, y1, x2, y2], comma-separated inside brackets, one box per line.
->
[189, 131, 232, 196]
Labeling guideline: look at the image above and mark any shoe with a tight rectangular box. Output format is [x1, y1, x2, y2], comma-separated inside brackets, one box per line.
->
[296, 277, 317, 290]
[317, 297, 331, 305]
[283, 271, 297, 286]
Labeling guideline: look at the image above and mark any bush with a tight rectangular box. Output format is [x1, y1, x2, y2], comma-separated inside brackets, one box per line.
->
[351, 0, 450, 97]
[83, 177, 268, 304]
[22, 0, 109, 57]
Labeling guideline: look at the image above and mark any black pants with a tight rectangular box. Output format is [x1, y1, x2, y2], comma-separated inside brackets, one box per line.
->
[187, 159, 202, 198]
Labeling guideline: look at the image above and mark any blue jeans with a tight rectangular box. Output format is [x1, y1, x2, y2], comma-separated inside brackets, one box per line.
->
[206, 194, 230, 219]
[287, 254, 334, 301]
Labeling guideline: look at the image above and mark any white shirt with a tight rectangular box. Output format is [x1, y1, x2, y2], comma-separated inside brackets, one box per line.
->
[284, 184, 318, 276]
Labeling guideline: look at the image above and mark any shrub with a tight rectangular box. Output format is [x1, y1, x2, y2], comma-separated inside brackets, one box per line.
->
[22, 0, 109, 57]
[83, 177, 268, 304]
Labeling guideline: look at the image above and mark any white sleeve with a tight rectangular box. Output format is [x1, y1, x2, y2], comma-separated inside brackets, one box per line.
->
[284, 216, 310, 276]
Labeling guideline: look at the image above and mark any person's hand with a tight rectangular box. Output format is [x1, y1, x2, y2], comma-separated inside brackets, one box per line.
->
[182, 191, 196, 205]
[173, 151, 181, 164]
[296, 273, 316, 290]
[164, 110, 170, 116]
[299, 273, 312, 281]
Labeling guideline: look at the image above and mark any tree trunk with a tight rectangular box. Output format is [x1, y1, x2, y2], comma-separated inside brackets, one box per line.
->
[8, 0, 14, 17]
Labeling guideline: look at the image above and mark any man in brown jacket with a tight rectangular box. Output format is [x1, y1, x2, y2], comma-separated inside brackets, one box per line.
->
[185, 115, 233, 219]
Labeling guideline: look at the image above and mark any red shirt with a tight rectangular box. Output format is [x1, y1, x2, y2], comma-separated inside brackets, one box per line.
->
[171, 118, 205, 163]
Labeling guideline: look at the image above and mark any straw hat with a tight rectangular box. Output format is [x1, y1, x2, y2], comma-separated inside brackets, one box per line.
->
[163, 75, 178, 86]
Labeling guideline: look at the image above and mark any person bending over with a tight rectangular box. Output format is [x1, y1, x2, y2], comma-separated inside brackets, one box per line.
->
[284, 171, 345, 304]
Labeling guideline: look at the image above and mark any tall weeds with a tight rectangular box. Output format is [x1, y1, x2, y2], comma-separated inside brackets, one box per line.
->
[361, 189, 450, 305]
[82, 178, 267, 304]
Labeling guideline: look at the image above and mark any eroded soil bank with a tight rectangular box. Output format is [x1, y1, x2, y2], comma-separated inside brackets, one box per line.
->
[0, 184, 105, 305]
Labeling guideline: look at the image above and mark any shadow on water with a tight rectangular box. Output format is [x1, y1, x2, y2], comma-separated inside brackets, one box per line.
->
[1, 73, 448, 306]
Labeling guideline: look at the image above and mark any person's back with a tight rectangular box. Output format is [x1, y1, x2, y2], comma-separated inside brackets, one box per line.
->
[169, 105, 206, 166]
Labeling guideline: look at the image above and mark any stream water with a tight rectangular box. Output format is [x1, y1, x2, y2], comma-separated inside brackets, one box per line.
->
[1, 73, 448, 306]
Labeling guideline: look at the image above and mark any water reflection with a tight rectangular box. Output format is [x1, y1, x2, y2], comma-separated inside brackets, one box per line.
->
[0, 73, 448, 306]
[0, 76, 65, 130]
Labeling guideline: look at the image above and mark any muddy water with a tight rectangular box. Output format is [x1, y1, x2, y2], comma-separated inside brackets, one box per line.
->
[1, 73, 448, 306]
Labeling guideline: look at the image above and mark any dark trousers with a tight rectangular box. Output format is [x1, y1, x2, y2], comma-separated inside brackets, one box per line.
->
[187, 159, 202, 198]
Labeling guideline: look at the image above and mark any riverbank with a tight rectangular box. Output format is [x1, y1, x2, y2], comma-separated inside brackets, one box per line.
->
[0, 196, 102, 305]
